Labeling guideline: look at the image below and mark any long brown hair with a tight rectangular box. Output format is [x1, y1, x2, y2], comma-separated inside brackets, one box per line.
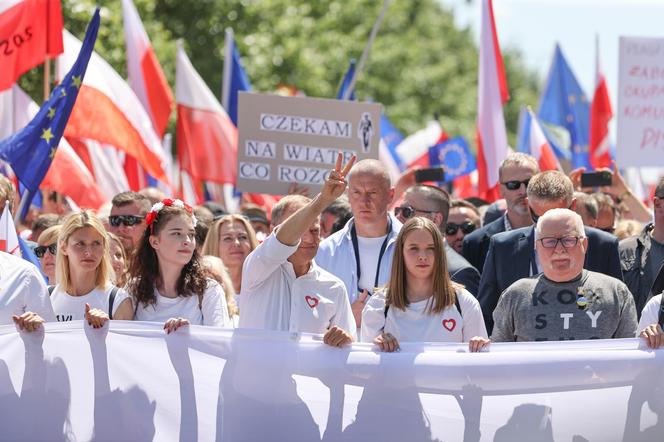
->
[386, 217, 460, 313]
[127, 205, 209, 307]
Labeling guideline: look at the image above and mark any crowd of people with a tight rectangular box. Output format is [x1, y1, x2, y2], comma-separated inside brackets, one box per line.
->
[2, 151, 664, 352]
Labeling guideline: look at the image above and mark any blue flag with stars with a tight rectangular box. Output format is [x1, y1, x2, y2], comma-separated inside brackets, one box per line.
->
[0, 9, 100, 216]
[538, 44, 591, 169]
[428, 136, 476, 182]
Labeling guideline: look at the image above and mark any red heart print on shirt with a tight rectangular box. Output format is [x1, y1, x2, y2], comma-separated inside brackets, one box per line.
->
[442, 318, 456, 331]
[305, 296, 319, 308]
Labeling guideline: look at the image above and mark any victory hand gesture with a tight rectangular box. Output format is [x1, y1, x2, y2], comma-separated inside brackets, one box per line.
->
[321, 153, 356, 204]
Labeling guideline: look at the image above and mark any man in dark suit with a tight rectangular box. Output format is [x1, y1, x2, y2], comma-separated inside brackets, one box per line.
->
[395, 184, 481, 296]
[463, 153, 539, 273]
[478, 171, 623, 333]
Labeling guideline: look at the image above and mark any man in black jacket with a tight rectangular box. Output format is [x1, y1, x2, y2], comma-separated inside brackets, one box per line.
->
[395, 185, 481, 296]
[478, 171, 623, 332]
[463, 153, 539, 273]
[619, 177, 664, 316]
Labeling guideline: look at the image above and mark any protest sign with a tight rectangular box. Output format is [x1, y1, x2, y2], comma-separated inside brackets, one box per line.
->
[617, 36, 664, 167]
[236, 92, 381, 195]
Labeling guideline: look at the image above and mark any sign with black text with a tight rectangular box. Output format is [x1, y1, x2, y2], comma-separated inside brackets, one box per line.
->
[237, 92, 381, 195]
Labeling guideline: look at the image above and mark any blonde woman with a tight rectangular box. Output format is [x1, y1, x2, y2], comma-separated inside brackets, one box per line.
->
[361, 217, 489, 352]
[35, 225, 61, 284]
[202, 255, 239, 325]
[202, 215, 258, 294]
[51, 211, 133, 326]
[107, 232, 128, 287]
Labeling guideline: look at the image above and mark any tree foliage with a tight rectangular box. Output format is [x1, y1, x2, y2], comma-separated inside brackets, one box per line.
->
[20, 0, 540, 149]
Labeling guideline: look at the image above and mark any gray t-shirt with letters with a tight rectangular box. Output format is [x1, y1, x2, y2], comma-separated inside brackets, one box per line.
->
[492, 270, 637, 342]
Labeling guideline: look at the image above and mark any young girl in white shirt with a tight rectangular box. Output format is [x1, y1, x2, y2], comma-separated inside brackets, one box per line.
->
[127, 199, 231, 332]
[50, 211, 133, 326]
[361, 217, 490, 352]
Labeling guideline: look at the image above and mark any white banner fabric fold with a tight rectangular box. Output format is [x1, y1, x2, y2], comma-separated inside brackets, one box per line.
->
[0, 321, 662, 441]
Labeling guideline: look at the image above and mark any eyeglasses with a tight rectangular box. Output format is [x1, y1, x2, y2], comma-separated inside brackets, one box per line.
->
[445, 222, 477, 236]
[501, 179, 530, 191]
[537, 236, 583, 249]
[394, 206, 438, 219]
[108, 215, 145, 227]
[34, 244, 57, 258]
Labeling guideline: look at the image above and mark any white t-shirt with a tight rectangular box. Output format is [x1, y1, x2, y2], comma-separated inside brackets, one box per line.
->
[134, 279, 231, 327]
[0, 251, 55, 324]
[361, 288, 487, 343]
[50, 285, 130, 322]
[357, 235, 388, 293]
[239, 233, 357, 338]
[638, 294, 662, 333]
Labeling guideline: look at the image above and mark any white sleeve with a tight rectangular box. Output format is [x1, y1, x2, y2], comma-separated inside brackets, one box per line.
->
[241, 232, 299, 292]
[23, 266, 56, 322]
[110, 287, 130, 317]
[458, 289, 488, 341]
[637, 294, 662, 335]
[360, 290, 387, 343]
[329, 283, 357, 341]
[202, 280, 231, 327]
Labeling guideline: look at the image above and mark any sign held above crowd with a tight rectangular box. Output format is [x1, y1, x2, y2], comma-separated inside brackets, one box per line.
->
[236, 92, 381, 195]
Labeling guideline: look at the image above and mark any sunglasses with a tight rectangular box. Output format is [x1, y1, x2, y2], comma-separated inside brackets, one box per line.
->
[445, 222, 476, 236]
[34, 243, 57, 258]
[109, 215, 145, 227]
[394, 206, 438, 219]
[538, 236, 582, 249]
[501, 179, 530, 191]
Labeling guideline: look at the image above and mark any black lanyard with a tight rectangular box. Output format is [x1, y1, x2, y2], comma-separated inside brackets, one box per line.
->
[350, 218, 392, 293]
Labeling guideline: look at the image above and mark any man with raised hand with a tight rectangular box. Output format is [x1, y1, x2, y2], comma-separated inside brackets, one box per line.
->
[316, 159, 402, 328]
[492, 209, 636, 342]
[239, 154, 357, 347]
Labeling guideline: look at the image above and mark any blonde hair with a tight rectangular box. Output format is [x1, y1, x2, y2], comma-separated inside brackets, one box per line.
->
[107, 231, 128, 287]
[614, 219, 644, 241]
[37, 225, 62, 246]
[201, 255, 239, 316]
[56, 211, 114, 293]
[386, 217, 461, 314]
[202, 215, 258, 258]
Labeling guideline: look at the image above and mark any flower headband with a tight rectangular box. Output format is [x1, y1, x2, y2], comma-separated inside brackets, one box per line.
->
[145, 198, 197, 232]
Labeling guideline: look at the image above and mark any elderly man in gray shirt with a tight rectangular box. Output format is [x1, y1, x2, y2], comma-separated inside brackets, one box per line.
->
[492, 208, 637, 342]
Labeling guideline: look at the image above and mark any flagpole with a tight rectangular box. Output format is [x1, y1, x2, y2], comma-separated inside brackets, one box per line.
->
[342, 0, 392, 100]
[221, 28, 234, 110]
[13, 189, 31, 225]
[43, 58, 51, 101]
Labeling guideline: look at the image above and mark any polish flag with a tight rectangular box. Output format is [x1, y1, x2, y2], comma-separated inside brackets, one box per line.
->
[589, 36, 612, 170]
[0, 206, 20, 255]
[0, 0, 63, 91]
[524, 108, 561, 171]
[176, 41, 237, 185]
[395, 121, 443, 168]
[0, 85, 106, 209]
[476, 0, 509, 202]
[122, 0, 173, 137]
[57, 30, 168, 183]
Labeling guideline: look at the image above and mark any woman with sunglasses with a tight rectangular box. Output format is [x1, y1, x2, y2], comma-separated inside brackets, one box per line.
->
[127, 199, 231, 333]
[50, 211, 133, 325]
[35, 225, 61, 284]
[361, 217, 489, 352]
[201, 214, 258, 295]
[445, 199, 481, 254]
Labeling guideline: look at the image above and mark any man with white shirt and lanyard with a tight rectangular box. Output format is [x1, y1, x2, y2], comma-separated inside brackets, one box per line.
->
[316, 159, 402, 327]
[239, 154, 357, 346]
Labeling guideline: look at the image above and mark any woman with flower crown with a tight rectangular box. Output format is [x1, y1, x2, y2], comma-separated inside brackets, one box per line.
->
[127, 198, 231, 332]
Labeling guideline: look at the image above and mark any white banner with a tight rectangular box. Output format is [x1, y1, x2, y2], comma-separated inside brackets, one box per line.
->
[0, 321, 663, 441]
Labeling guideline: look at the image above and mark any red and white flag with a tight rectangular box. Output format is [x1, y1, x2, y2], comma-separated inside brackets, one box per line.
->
[176, 41, 237, 185]
[524, 108, 561, 172]
[0, 206, 20, 255]
[589, 36, 612, 170]
[57, 30, 169, 183]
[0, 85, 106, 209]
[395, 120, 444, 168]
[0, 0, 63, 91]
[476, 0, 509, 202]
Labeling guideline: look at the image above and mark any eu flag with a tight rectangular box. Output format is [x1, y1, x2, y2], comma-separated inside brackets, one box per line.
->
[428, 136, 476, 182]
[222, 28, 252, 126]
[0, 9, 100, 215]
[538, 44, 591, 169]
[337, 59, 356, 100]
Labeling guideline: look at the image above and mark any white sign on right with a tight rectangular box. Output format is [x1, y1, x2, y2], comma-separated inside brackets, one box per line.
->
[617, 36, 664, 167]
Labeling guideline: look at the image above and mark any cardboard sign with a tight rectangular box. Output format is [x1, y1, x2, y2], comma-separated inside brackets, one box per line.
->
[236, 92, 381, 195]
[617, 36, 664, 167]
